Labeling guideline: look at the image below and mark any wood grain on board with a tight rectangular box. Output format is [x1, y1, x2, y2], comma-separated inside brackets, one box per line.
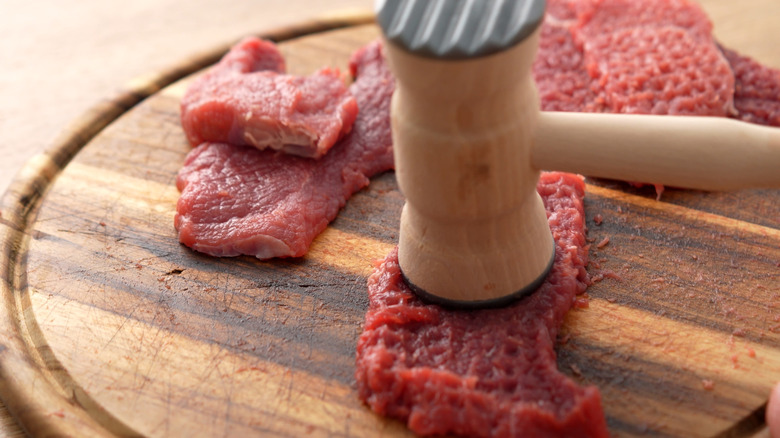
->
[1, 6, 780, 438]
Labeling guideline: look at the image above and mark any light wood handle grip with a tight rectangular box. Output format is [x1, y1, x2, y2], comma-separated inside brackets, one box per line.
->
[533, 112, 780, 190]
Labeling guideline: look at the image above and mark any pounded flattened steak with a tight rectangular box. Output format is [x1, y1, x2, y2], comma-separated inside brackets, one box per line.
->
[534, 0, 779, 201]
[175, 41, 393, 258]
[535, 0, 735, 117]
[356, 173, 607, 438]
[584, 25, 734, 116]
[573, 0, 714, 42]
[180, 37, 358, 158]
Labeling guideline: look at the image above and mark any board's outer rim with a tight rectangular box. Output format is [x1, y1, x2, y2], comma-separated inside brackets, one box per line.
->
[0, 11, 375, 437]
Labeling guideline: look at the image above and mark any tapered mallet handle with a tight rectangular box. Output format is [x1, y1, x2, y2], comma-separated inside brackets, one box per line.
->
[533, 112, 780, 191]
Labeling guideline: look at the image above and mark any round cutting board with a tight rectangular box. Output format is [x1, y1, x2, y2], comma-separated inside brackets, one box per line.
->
[2, 11, 780, 438]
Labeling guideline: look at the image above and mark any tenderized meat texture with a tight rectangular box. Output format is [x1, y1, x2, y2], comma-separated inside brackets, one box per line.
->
[356, 173, 608, 438]
[534, 21, 602, 112]
[175, 41, 393, 258]
[720, 47, 780, 126]
[536, 0, 734, 117]
[544, 0, 584, 22]
[180, 37, 358, 158]
[574, 0, 714, 42]
[584, 26, 734, 115]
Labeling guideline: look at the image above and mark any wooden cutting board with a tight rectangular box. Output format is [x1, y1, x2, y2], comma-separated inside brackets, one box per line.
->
[1, 9, 779, 438]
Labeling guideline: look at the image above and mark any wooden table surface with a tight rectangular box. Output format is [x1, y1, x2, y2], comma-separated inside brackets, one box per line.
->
[1, 0, 777, 436]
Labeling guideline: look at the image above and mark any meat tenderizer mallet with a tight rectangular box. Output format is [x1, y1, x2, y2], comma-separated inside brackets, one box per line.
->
[376, 0, 780, 308]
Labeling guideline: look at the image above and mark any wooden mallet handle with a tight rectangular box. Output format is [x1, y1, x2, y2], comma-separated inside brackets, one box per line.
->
[534, 112, 780, 191]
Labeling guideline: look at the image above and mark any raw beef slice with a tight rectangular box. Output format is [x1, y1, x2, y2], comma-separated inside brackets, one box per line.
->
[175, 41, 394, 258]
[573, 0, 715, 42]
[534, 20, 602, 112]
[180, 37, 358, 158]
[356, 173, 607, 438]
[536, 0, 735, 118]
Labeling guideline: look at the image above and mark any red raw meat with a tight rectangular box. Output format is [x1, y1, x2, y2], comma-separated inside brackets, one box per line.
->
[180, 37, 358, 158]
[545, 0, 588, 21]
[534, 20, 602, 112]
[583, 26, 734, 115]
[211, 36, 286, 74]
[574, 0, 714, 42]
[356, 173, 607, 438]
[174, 41, 393, 258]
[537, 0, 780, 127]
[721, 47, 780, 126]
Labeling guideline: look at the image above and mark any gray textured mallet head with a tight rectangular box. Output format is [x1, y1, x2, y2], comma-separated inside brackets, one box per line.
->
[375, 0, 546, 59]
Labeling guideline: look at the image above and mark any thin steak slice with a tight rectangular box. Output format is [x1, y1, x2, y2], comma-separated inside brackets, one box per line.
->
[180, 37, 358, 158]
[175, 41, 393, 258]
[575, 0, 734, 116]
[582, 25, 734, 116]
[573, 0, 733, 116]
[535, 0, 735, 117]
[356, 172, 607, 438]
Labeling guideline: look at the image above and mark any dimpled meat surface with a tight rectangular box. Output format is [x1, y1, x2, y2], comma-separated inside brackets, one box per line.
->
[356, 173, 607, 438]
[175, 41, 393, 258]
[180, 37, 358, 158]
[534, 20, 601, 112]
[535, 0, 735, 116]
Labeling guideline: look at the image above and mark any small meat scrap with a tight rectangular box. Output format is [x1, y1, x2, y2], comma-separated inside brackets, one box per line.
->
[356, 172, 608, 438]
[180, 37, 358, 158]
[175, 41, 393, 258]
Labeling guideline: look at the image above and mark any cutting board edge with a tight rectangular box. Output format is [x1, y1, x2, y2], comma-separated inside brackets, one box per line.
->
[0, 11, 375, 437]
